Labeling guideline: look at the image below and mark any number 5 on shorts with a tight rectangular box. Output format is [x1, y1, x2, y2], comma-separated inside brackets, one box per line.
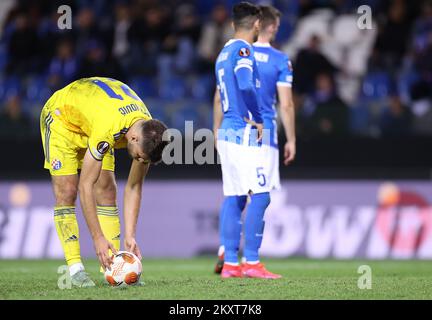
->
[256, 167, 266, 187]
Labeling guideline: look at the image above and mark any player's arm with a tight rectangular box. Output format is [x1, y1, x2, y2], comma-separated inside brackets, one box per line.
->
[277, 56, 296, 165]
[213, 88, 223, 148]
[123, 159, 150, 259]
[79, 149, 117, 270]
[234, 51, 263, 140]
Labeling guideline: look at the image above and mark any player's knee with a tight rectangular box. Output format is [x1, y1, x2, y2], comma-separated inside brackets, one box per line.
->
[226, 195, 247, 211]
[251, 192, 271, 209]
[95, 180, 117, 204]
[56, 183, 78, 205]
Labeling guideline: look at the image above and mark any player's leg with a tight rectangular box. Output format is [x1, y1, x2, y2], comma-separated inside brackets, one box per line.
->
[242, 191, 281, 279]
[41, 106, 94, 287]
[51, 174, 96, 286]
[216, 140, 250, 277]
[221, 195, 247, 278]
[242, 138, 282, 279]
[214, 197, 229, 274]
[243, 191, 270, 264]
[94, 169, 121, 255]
[51, 175, 81, 267]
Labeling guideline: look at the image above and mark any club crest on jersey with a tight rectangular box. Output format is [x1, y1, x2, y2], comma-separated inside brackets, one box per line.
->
[239, 47, 250, 57]
[51, 159, 62, 171]
[97, 141, 110, 155]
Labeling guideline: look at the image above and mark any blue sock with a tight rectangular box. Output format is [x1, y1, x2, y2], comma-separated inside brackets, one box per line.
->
[244, 192, 270, 262]
[218, 197, 230, 249]
[223, 195, 247, 264]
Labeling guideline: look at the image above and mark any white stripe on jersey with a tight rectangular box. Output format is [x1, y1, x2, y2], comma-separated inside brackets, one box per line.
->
[234, 64, 253, 73]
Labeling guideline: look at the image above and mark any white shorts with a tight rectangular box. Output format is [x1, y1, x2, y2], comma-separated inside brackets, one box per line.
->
[217, 140, 280, 196]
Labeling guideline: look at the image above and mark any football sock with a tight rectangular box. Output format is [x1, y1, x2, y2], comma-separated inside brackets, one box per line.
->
[218, 197, 230, 251]
[97, 206, 121, 273]
[244, 192, 270, 262]
[69, 262, 85, 276]
[223, 195, 247, 264]
[54, 206, 82, 266]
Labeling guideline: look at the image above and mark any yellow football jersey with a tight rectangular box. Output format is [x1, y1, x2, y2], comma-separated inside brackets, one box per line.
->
[44, 77, 152, 161]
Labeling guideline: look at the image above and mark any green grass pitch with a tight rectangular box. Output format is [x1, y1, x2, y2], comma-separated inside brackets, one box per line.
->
[1, 258, 431, 299]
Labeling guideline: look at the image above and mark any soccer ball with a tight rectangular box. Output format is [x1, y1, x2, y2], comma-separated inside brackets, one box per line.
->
[104, 251, 142, 287]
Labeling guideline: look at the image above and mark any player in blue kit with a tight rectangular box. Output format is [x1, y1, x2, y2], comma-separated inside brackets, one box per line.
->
[214, 2, 282, 279]
[214, 5, 296, 278]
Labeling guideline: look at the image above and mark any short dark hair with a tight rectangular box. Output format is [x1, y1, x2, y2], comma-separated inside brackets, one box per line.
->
[259, 5, 281, 30]
[140, 119, 169, 164]
[232, 2, 261, 31]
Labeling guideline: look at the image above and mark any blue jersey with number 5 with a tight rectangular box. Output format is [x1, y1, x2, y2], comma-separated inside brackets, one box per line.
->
[215, 39, 262, 135]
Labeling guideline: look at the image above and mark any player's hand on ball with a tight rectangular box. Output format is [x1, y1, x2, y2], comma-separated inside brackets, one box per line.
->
[94, 236, 117, 271]
[124, 237, 142, 260]
[284, 141, 296, 165]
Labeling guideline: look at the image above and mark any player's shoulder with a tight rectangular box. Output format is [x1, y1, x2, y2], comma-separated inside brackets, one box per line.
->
[226, 39, 253, 57]
[269, 46, 290, 62]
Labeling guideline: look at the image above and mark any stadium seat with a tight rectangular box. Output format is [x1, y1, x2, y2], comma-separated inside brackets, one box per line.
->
[25, 76, 52, 104]
[190, 74, 214, 101]
[171, 101, 203, 131]
[361, 72, 392, 101]
[159, 77, 187, 101]
[397, 70, 420, 104]
[0, 76, 21, 102]
[0, 44, 7, 73]
[129, 76, 158, 99]
[350, 101, 372, 135]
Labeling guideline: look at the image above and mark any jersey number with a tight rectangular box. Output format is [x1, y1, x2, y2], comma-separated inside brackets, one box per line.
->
[256, 167, 266, 187]
[217, 68, 229, 112]
[92, 79, 141, 101]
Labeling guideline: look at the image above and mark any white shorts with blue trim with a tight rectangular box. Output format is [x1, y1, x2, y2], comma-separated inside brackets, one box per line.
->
[217, 140, 280, 196]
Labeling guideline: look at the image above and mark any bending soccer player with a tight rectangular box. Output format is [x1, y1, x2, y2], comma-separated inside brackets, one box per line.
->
[40, 77, 168, 287]
[214, 4, 296, 277]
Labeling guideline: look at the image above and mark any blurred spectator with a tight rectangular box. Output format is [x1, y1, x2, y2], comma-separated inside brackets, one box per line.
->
[78, 40, 122, 79]
[373, 0, 412, 72]
[293, 34, 337, 95]
[197, 4, 233, 73]
[6, 13, 39, 76]
[111, 2, 132, 74]
[379, 95, 412, 137]
[410, 80, 432, 136]
[0, 95, 31, 138]
[158, 4, 201, 82]
[47, 39, 78, 90]
[0, 0, 16, 39]
[73, 7, 107, 57]
[308, 73, 349, 136]
[128, 5, 171, 76]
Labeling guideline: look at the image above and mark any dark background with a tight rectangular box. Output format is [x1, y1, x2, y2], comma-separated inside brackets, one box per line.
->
[0, 0, 431, 180]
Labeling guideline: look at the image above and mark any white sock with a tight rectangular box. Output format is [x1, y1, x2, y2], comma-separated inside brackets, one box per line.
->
[218, 245, 225, 257]
[246, 260, 260, 265]
[225, 261, 239, 266]
[241, 257, 246, 264]
[69, 262, 85, 276]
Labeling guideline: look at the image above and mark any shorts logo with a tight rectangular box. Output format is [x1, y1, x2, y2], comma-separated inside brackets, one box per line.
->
[239, 47, 250, 57]
[97, 141, 110, 155]
[51, 159, 62, 171]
